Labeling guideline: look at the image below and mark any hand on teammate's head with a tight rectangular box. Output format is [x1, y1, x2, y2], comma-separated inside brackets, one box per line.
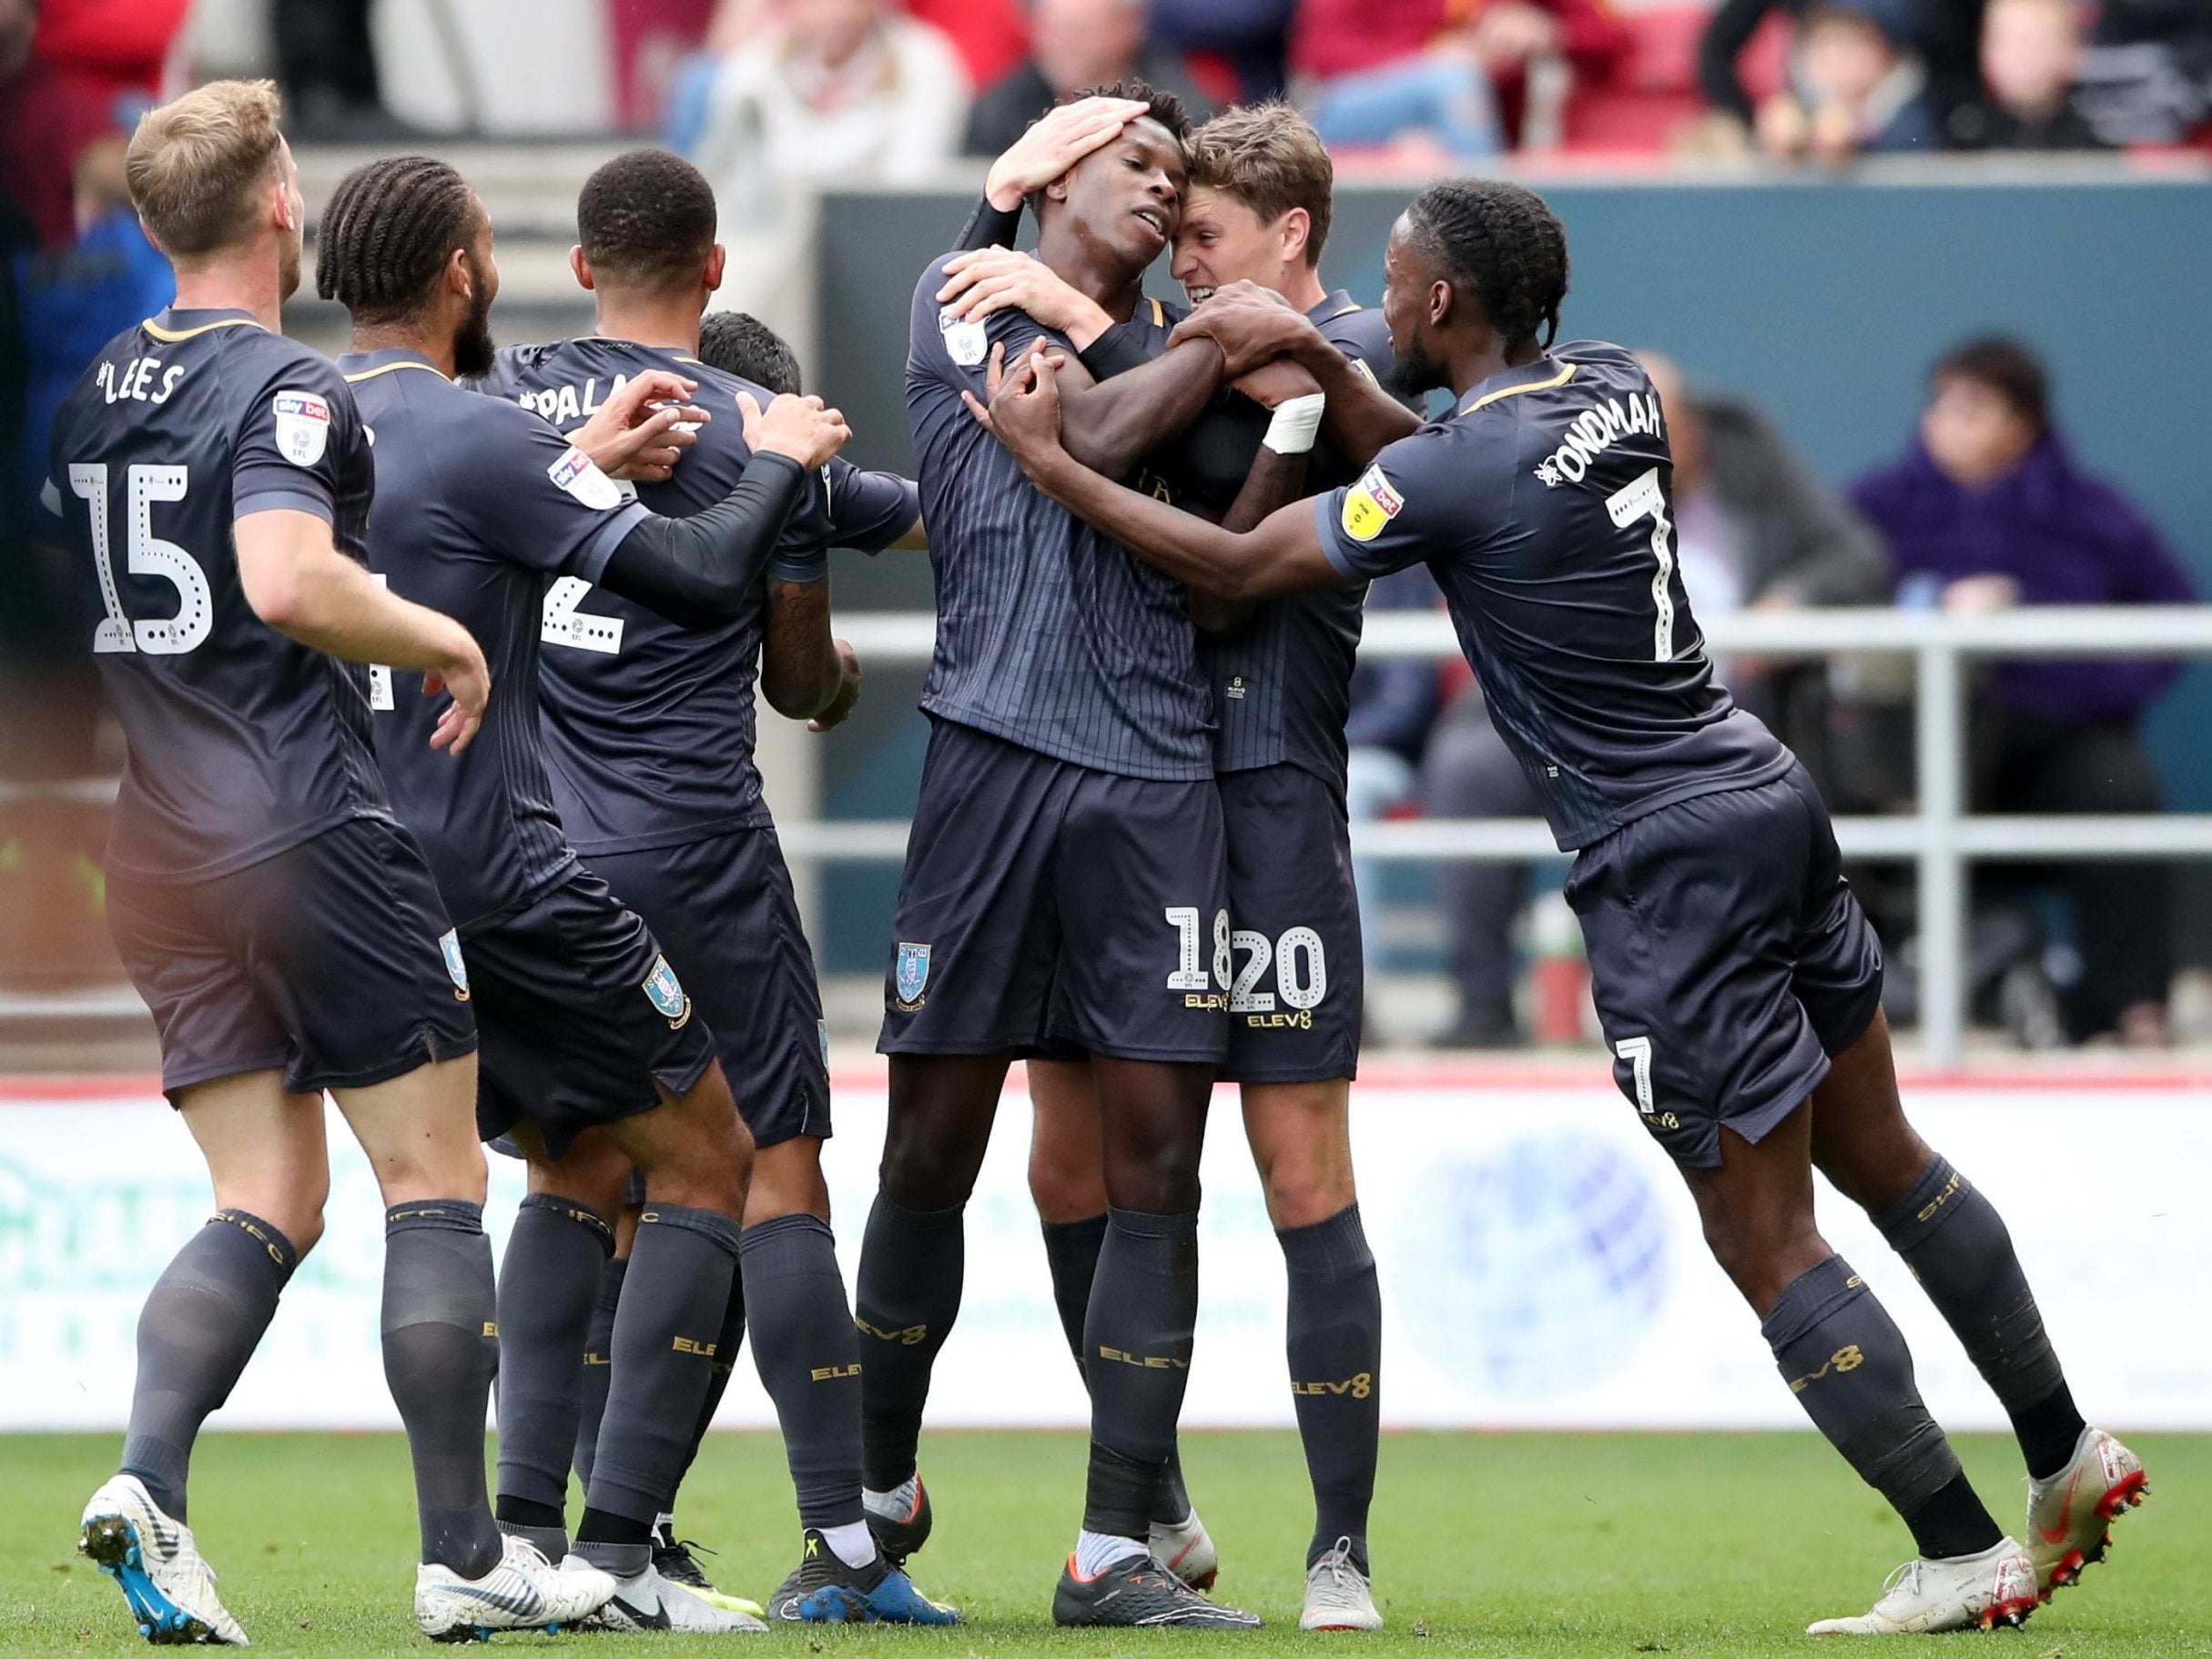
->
[988, 96, 1154, 207]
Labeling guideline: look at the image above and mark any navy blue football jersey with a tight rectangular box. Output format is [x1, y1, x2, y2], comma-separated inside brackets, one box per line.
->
[473, 337, 833, 855]
[908, 254, 1213, 781]
[1151, 291, 1398, 784]
[339, 348, 648, 928]
[1314, 340, 1791, 850]
[45, 309, 391, 883]
[825, 456, 919, 552]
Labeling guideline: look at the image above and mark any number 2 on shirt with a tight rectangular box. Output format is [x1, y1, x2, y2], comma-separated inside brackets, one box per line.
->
[1607, 467, 1677, 663]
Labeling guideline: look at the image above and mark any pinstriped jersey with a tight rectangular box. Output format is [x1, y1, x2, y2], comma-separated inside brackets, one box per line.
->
[340, 347, 648, 931]
[906, 253, 1214, 781]
[1314, 340, 1790, 851]
[1150, 291, 1399, 784]
[472, 337, 834, 855]
[44, 309, 392, 883]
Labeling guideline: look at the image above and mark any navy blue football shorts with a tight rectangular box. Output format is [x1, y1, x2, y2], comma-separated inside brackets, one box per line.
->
[464, 865, 718, 1159]
[1218, 763, 1362, 1086]
[592, 825, 829, 1151]
[107, 815, 477, 1104]
[1566, 761, 1884, 1170]
[879, 718, 1230, 1063]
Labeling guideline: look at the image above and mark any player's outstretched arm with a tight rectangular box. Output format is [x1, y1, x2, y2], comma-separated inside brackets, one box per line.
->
[976, 349, 1340, 604]
[597, 392, 851, 629]
[1172, 283, 1422, 466]
[235, 508, 489, 754]
[761, 578, 863, 729]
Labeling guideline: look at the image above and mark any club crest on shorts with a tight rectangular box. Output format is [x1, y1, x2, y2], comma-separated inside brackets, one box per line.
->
[894, 941, 931, 1008]
[642, 955, 693, 1027]
[437, 928, 470, 1002]
[271, 389, 330, 467]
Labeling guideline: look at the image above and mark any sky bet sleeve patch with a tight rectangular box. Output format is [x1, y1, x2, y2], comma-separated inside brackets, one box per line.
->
[1339, 463, 1405, 542]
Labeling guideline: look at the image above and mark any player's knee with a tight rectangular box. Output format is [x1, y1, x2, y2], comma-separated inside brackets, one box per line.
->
[1262, 1156, 1355, 1231]
[1101, 1135, 1202, 1215]
[743, 1138, 829, 1226]
[1029, 1145, 1110, 1223]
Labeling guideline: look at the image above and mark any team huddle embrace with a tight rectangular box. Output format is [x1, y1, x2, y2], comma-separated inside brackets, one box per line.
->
[49, 70, 2147, 1646]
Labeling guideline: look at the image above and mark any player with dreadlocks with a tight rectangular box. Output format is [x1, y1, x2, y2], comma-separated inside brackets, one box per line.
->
[316, 153, 850, 1634]
[979, 177, 2147, 1640]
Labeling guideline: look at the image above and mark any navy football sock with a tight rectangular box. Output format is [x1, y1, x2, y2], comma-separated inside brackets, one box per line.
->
[743, 1213, 867, 1531]
[572, 1255, 625, 1493]
[673, 1265, 746, 1493]
[1080, 1209, 1198, 1542]
[1042, 1212, 1190, 1527]
[1280, 1204, 1381, 1571]
[121, 1211, 298, 1522]
[582, 1203, 740, 1533]
[493, 1194, 612, 1527]
[1873, 1157, 2083, 1480]
[854, 1191, 964, 1492]
[1763, 1256, 2002, 1561]
[382, 1200, 503, 1579]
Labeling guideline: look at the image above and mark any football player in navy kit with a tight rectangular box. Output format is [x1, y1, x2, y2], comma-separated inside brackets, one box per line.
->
[51, 82, 615, 1644]
[852, 82, 1270, 1629]
[473, 148, 952, 1627]
[316, 153, 849, 1634]
[944, 103, 1405, 1631]
[981, 178, 2145, 1638]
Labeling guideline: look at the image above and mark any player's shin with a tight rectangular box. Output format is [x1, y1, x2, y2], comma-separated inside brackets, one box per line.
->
[1076, 1208, 1199, 1569]
[744, 1214, 875, 1563]
[381, 1199, 504, 1579]
[492, 1194, 614, 1558]
[572, 1255, 625, 1491]
[1873, 1156, 2085, 1480]
[673, 1266, 746, 1492]
[854, 1191, 965, 1494]
[574, 1203, 743, 1575]
[1764, 1255, 2004, 1560]
[1280, 1202, 1381, 1571]
[120, 1210, 299, 1522]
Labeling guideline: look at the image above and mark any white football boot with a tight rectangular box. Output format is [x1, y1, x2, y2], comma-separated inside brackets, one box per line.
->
[415, 1533, 615, 1642]
[1300, 1537, 1384, 1632]
[574, 1558, 768, 1633]
[1808, 1539, 2039, 1634]
[2027, 1428, 2149, 1598]
[1151, 1507, 1220, 1593]
[78, 1473, 249, 1646]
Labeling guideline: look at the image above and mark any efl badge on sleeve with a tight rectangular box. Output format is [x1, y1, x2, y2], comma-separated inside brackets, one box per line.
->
[1339, 464, 1404, 543]
[271, 389, 331, 467]
[438, 928, 470, 1002]
[939, 308, 988, 369]
[642, 955, 693, 1027]
[894, 941, 931, 1009]
[548, 445, 623, 511]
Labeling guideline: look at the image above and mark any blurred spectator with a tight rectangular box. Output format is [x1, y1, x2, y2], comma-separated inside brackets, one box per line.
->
[1851, 337, 2196, 1047]
[961, 0, 1210, 157]
[1344, 565, 1446, 1007]
[1426, 360, 1888, 1048]
[1700, 0, 1981, 142]
[1294, 0, 1629, 159]
[1150, 0, 1297, 103]
[274, 0, 413, 139]
[911, 0, 1030, 88]
[1946, 0, 2108, 148]
[1752, 3, 1940, 159]
[0, 0, 127, 251]
[2074, 0, 2212, 144]
[692, 0, 971, 196]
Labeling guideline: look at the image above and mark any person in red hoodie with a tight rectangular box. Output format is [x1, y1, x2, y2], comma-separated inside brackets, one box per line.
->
[1294, 0, 1626, 156]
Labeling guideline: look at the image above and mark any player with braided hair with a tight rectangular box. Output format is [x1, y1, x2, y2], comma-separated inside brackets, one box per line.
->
[320, 152, 852, 1634]
[979, 176, 2145, 1640]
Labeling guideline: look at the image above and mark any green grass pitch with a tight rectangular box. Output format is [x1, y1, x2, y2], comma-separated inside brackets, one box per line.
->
[1, 1431, 2204, 1656]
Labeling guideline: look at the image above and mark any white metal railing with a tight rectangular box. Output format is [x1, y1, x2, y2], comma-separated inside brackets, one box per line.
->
[805, 605, 2212, 1069]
